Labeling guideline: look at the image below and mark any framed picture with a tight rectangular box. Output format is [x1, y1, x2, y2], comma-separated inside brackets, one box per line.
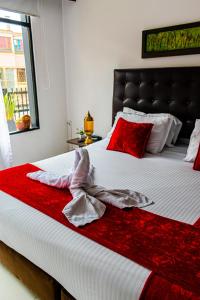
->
[142, 21, 200, 58]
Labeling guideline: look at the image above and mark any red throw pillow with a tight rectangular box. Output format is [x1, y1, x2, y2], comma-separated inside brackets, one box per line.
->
[193, 144, 200, 171]
[107, 117, 153, 158]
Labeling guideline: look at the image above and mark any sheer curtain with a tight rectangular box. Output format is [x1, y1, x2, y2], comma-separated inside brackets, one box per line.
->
[0, 82, 13, 169]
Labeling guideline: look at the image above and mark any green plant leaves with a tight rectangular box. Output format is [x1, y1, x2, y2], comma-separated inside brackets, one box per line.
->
[3, 93, 16, 121]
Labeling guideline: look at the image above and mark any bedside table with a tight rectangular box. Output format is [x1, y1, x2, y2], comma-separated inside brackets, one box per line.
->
[67, 138, 85, 148]
[67, 136, 102, 148]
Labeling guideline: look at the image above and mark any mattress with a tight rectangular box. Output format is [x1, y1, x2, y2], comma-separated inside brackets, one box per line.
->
[0, 139, 200, 300]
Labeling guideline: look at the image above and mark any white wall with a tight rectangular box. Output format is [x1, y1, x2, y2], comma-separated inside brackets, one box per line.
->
[62, 0, 200, 138]
[11, 0, 67, 165]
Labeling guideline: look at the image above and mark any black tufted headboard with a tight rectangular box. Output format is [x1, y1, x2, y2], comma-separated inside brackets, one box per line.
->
[113, 67, 200, 139]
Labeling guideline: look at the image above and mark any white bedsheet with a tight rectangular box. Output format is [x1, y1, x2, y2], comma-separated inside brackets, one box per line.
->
[0, 139, 200, 300]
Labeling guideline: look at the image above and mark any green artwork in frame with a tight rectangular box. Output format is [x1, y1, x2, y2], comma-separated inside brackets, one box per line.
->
[142, 21, 200, 58]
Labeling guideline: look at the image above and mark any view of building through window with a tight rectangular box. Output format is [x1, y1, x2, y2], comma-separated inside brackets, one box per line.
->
[0, 9, 39, 133]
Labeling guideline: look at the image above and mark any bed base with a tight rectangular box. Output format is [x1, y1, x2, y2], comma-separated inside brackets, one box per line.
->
[2, 67, 200, 300]
[0, 241, 75, 300]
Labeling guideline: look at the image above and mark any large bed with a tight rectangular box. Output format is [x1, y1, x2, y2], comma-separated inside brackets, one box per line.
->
[1, 67, 200, 300]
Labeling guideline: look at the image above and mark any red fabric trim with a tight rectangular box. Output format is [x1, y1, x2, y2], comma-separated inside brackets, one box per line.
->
[193, 143, 200, 171]
[139, 272, 155, 300]
[107, 118, 153, 158]
[139, 214, 200, 300]
[1, 164, 200, 297]
[139, 274, 200, 300]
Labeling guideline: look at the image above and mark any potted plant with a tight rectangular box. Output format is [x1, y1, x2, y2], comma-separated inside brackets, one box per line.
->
[76, 129, 85, 142]
[3, 92, 16, 132]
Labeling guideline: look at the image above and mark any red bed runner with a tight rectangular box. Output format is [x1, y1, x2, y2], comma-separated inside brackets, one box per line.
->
[140, 217, 200, 300]
[1, 164, 200, 298]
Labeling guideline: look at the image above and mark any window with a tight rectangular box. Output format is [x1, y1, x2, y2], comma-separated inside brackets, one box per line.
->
[0, 9, 39, 134]
[17, 68, 26, 82]
[0, 68, 3, 80]
[14, 38, 24, 52]
[5, 68, 15, 89]
[0, 36, 12, 51]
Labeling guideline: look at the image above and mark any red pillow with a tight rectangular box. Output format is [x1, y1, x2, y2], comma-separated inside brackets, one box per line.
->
[107, 117, 153, 158]
[193, 144, 200, 171]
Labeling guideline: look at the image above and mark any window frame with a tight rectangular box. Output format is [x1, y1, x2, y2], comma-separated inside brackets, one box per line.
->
[0, 14, 40, 135]
[0, 36, 12, 52]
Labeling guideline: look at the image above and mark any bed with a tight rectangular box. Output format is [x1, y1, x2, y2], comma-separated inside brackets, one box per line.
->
[1, 67, 200, 300]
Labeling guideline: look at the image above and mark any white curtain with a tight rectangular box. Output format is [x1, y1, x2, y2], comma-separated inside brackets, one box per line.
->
[0, 83, 13, 169]
[0, 0, 39, 17]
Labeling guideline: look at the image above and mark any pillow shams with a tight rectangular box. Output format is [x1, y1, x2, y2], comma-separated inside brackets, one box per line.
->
[123, 107, 145, 115]
[184, 119, 200, 162]
[123, 107, 182, 146]
[108, 111, 172, 154]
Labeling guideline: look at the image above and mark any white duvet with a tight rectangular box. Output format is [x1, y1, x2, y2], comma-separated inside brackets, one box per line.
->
[0, 139, 200, 300]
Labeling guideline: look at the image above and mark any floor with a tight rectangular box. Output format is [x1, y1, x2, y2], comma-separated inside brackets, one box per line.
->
[0, 263, 40, 300]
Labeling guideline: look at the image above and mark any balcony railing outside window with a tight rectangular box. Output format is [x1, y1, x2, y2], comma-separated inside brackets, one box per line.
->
[0, 9, 39, 134]
[4, 88, 30, 120]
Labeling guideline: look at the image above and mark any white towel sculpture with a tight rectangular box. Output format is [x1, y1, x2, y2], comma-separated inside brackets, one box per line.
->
[27, 148, 153, 227]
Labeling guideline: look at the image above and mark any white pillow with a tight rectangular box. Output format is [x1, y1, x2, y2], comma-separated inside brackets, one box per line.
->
[123, 107, 145, 115]
[123, 107, 182, 146]
[149, 114, 182, 146]
[172, 122, 182, 144]
[184, 119, 200, 162]
[108, 111, 172, 154]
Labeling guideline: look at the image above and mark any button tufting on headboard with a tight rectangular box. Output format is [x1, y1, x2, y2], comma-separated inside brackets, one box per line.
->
[112, 67, 200, 139]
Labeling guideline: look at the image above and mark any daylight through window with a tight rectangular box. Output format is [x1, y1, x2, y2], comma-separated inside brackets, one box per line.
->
[0, 9, 39, 133]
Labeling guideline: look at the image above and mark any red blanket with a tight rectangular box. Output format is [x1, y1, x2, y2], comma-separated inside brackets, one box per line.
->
[140, 217, 200, 300]
[1, 164, 200, 298]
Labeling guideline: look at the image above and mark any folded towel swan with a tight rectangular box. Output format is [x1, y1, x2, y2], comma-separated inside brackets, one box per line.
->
[27, 148, 153, 227]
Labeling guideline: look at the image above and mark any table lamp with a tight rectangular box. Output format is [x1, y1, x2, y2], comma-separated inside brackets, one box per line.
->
[84, 111, 94, 144]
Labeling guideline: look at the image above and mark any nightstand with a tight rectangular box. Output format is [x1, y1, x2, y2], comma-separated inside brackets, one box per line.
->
[67, 138, 86, 148]
[67, 136, 102, 148]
